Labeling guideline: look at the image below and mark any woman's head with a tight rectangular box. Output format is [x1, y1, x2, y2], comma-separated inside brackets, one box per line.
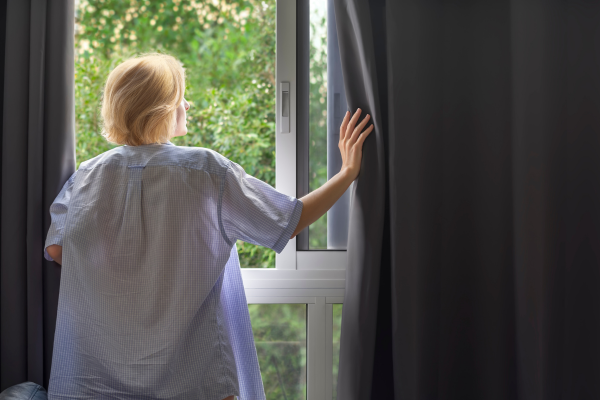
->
[101, 52, 189, 146]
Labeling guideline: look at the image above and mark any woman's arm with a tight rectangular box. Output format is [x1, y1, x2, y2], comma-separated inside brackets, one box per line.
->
[292, 108, 373, 238]
[45, 111, 372, 254]
[46, 245, 63, 265]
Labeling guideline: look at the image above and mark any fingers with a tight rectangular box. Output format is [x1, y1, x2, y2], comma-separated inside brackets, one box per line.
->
[350, 114, 371, 143]
[356, 124, 374, 146]
[339, 111, 350, 140]
[346, 109, 362, 138]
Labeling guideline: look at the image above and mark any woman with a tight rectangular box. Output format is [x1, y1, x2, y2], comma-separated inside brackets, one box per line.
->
[44, 53, 372, 400]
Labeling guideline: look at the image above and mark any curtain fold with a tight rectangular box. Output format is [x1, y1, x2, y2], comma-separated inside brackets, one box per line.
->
[333, 0, 388, 398]
[335, 0, 600, 399]
[1, 0, 75, 390]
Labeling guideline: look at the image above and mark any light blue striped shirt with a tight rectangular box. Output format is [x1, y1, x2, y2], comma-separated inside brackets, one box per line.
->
[44, 142, 303, 400]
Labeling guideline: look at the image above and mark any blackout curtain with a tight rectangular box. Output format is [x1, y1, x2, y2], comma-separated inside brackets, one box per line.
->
[335, 0, 600, 399]
[0, 0, 75, 391]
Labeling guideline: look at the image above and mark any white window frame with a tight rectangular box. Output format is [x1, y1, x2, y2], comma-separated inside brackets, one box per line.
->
[246, 296, 344, 400]
[240, 0, 348, 290]
[241, 2, 347, 399]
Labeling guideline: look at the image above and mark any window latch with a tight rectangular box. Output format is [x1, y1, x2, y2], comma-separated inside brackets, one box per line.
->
[280, 82, 290, 133]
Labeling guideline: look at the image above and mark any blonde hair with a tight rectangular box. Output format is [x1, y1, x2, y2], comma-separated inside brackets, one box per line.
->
[101, 52, 185, 146]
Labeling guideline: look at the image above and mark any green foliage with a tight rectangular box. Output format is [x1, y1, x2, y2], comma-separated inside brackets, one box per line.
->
[75, 55, 119, 162]
[249, 304, 307, 399]
[332, 304, 343, 400]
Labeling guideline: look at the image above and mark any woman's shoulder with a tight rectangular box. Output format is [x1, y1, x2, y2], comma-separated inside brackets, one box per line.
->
[78, 144, 233, 175]
[168, 145, 232, 174]
[77, 146, 126, 170]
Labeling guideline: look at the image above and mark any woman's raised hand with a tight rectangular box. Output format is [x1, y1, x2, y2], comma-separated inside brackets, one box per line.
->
[291, 108, 373, 238]
[339, 108, 373, 181]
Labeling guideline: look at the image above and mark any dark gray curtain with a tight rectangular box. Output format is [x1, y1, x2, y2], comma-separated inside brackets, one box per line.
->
[0, 0, 75, 391]
[335, 0, 600, 399]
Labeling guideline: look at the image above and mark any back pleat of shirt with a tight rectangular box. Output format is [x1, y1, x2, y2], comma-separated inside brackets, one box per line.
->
[118, 166, 145, 261]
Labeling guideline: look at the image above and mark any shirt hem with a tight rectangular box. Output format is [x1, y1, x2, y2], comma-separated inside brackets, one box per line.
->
[215, 280, 238, 398]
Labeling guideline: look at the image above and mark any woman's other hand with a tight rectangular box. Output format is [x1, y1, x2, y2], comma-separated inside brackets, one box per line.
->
[46, 244, 63, 265]
[338, 108, 373, 181]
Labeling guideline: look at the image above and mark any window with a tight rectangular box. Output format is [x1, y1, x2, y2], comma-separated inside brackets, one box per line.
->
[296, 0, 350, 251]
[74, 1, 347, 399]
[249, 304, 307, 399]
[272, 0, 350, 264]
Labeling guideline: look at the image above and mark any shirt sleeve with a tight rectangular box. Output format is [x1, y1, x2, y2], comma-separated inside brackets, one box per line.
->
[44, 171, 77, 262]
[220, 161, 303, 254]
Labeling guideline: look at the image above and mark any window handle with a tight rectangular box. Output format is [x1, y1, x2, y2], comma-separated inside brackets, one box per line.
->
[280, 82, 290, 133]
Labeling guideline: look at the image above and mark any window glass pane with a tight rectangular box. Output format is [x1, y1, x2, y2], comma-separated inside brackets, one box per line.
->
[249, 304, 307, 400]
[332, 303, 343, 399]
[74, 0, 276, 267]
[308, 0, 350, 250]
[308, 0, 328, 249]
